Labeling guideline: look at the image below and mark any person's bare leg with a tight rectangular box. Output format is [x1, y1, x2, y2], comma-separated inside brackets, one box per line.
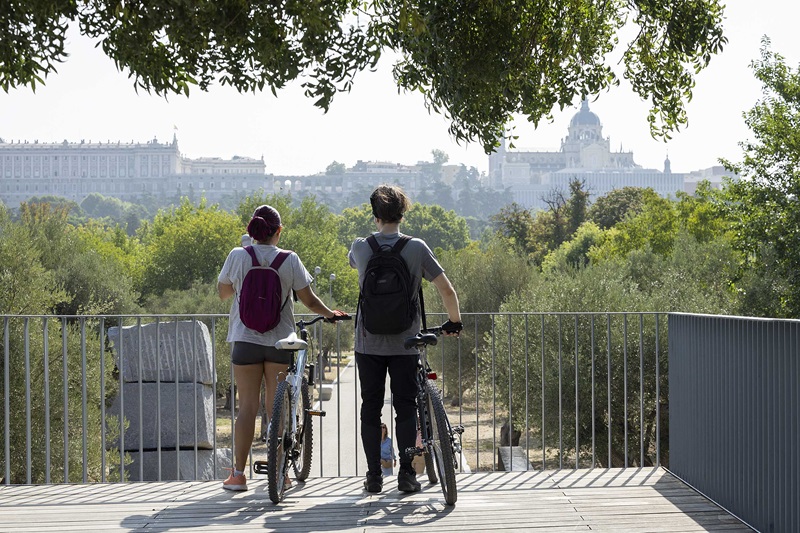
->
[263, 360, 290, 419]
[232, 363, 264, 471]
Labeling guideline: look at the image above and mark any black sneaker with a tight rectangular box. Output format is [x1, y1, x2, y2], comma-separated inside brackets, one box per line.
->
[364, 472, 383, 493]
[397, 468, 421, 493]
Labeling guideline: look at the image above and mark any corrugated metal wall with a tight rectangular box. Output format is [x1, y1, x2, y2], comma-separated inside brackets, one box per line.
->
[669, 313, 799, 533]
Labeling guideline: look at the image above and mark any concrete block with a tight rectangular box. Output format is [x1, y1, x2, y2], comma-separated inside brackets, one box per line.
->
[318, 384, 333, 401]
[127, 448, 232, 481]
[497, 446, 532, 472]
[109, 382, 215, 450]
[107, 320, 214, 384]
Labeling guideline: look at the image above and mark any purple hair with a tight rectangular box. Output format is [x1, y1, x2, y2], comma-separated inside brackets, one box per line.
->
[247, 205, 282, 242]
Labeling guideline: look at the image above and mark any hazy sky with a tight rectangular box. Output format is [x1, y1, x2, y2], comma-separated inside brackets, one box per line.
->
[1, 2, 798, 176]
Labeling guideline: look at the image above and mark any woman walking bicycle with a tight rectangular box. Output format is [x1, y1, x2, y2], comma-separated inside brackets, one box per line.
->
[217, 204, 344, 492]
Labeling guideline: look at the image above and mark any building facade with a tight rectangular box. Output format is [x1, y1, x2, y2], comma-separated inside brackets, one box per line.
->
[0, 136, 267, 207]
[489, 100, 688, 210]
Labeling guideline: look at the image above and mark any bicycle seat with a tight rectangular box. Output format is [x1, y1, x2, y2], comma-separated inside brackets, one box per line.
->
[403, 333, 438, 350]
[275, 332, 308, 351]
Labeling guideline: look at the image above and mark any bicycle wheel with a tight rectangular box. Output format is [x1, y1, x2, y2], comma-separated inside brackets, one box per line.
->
[292, 378, 313, 481]
[425, 380, 457, 505]
[267, 380, 292, 503]
[417, 389, 438, 484]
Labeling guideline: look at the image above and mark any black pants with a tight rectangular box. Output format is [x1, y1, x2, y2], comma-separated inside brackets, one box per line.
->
[356, 352, 418, 476]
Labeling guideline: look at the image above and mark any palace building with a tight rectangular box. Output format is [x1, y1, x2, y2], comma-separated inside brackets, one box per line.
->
[0, 135, 266, 207]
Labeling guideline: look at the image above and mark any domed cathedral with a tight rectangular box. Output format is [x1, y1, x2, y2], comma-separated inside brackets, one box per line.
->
[561, 99, 636, 170]
[488, 98, 682, 211]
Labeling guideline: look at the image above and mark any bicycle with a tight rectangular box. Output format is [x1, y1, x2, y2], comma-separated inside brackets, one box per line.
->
[404, 326, 464, 506]
[254, 314, 350, 504]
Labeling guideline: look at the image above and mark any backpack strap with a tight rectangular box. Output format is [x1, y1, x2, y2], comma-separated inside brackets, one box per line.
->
[366, 234, 381, 252]
[362, 234, 426, 332]
[270, 251, 291, 270]
[392, 235, 412, 253]
[391, 236, 424, 329]
[244, 245, 259, 267]
[270, 251, 292, 310]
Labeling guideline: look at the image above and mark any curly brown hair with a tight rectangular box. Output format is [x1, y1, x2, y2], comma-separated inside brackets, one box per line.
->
[370, 184, 411, 223]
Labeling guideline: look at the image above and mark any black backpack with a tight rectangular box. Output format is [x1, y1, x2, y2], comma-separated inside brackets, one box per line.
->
[358, 235, 425, 335]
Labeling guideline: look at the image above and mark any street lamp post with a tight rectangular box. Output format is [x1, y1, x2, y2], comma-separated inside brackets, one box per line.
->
[313, 266, 321, 292]
[329, 273, 336, 301]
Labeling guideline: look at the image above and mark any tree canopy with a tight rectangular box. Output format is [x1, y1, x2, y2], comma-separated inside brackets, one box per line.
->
[2, 0, 726, 148]
[721, 39, 800, 317]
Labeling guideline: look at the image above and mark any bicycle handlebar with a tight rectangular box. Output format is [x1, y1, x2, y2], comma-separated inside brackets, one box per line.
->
[296, 314, 352, 330]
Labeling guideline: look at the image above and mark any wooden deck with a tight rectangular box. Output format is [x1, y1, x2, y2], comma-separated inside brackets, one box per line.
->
[0, 468, 751, 532]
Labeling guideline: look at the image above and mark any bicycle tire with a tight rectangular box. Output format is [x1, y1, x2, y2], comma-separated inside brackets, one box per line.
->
[267, 380, 291, 503]
[292, 378, 313, 481]
[423, 450, 436, 483]
[417, 387, 438, 484]
[426, 380, 457, 505]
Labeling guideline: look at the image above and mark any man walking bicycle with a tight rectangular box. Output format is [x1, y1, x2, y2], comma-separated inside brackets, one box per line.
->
[348, 184, 463, 493]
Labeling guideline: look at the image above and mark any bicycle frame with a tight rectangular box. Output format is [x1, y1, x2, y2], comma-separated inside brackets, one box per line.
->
[280, 318, 325, 452]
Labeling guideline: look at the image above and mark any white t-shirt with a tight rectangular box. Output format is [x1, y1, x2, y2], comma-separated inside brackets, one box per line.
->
[218, 245, 314, 346]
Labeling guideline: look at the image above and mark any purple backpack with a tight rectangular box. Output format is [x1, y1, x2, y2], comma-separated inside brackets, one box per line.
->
[238, 246, 291, 333]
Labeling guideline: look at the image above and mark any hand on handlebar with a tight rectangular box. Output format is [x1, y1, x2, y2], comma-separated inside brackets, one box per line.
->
[441, 319, 463, 336]
[325, 310, 351, 323]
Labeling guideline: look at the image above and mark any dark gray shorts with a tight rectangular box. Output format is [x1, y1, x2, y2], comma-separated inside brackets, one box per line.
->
[231, 342, 292, 366]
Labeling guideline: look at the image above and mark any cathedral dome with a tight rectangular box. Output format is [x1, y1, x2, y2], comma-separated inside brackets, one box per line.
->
[570, 99, 601, 126]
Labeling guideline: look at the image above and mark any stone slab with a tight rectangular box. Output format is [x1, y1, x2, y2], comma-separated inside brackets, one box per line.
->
[109, 382, 215, 450]
[497, 445, 533, 472]
[126, 448, 232, 482]
[107, 320, 214, 384]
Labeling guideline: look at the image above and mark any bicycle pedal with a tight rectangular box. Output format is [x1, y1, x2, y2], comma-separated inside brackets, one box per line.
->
[306, 409, 326, 417]
[405, 446, 424, 456]
[253, 461, 269, 474]
[453, 425, 465, 435]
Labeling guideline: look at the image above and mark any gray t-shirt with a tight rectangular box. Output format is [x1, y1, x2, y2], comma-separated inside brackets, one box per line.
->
[218, 245, 314, 346]
[349, 231, 444, 355]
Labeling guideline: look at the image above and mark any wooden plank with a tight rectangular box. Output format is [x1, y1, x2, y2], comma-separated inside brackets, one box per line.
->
[0, 468, 751, 532]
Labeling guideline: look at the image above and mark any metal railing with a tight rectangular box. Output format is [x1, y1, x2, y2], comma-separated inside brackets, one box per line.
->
[669, 313, 800, 533]
[1, 312, 668, 484]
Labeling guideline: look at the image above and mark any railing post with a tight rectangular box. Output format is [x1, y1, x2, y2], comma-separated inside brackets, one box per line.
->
[3, 317, 10, 485]
[99, 318, 106, 483]
[80, 317, 88, 483]
[24, 318, 31, 484]
[44, 318, 51, 483]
